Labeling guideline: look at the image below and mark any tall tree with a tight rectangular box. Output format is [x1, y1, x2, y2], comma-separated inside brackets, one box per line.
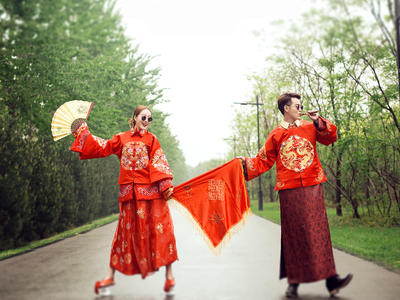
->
[230, 0, 400, 220]
[0, 0, 187, 250]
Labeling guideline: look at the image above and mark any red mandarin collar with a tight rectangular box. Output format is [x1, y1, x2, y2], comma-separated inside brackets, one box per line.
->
[130, 127, 147, 137]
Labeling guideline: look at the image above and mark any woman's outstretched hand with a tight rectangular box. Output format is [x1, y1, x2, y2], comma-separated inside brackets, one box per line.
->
[163, 187, 174, 201]
[73, 122, 88, 137]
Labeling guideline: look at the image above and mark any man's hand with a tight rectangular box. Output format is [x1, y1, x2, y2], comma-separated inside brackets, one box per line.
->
[237, 156, 248, 180]
[306, 111, 319, 122]
[163, 187, 174, 201]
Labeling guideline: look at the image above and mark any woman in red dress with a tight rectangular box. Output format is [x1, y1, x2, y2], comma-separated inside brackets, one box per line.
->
[71, 105, 178, 294]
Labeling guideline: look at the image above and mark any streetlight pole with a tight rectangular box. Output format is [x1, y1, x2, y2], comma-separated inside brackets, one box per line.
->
[255, 95, 263, 211]
[234, 95, 264, 211]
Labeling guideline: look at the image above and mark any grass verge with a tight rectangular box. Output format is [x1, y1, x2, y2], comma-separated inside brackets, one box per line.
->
[0, 213, 119, 261]
[251, 201, 400, 273]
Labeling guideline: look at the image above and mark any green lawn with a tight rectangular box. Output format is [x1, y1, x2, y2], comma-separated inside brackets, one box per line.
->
[251, 201, 400, 273]
[0, 214, 119, 261]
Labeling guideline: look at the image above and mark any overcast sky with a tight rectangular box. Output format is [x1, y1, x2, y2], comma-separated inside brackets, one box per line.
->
[115, 0, 314, 166]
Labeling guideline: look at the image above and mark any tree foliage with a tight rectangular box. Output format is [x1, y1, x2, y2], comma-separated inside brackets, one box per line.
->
[0, 0, 186, 251]
[230, 0, 400, 222]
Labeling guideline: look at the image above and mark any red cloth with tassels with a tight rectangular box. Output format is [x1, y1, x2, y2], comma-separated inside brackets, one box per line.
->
[172, 158, 251, 251]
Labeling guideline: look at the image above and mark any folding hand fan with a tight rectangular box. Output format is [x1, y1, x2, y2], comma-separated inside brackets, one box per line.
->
[51, 100, 94, 141]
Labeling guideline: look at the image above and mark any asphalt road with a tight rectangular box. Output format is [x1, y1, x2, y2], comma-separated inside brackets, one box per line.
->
[1, 204, 399, 300]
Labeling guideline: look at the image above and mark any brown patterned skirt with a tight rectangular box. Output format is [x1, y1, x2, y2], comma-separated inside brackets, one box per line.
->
[279, 184, 337, 283]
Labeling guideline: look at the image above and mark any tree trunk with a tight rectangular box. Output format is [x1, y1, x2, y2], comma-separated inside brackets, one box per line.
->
[269, 185, 274, 202]
[266, 172, 275, 202]
[350, 197, 360, 219]
[352, 206, 361, 218]
[366, 174, 371, 215]
[335, 156, 343, 216]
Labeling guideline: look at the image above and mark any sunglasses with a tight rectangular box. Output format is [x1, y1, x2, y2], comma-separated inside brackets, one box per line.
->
[141, 115, 152, 122]
[286, 104, 304, 110]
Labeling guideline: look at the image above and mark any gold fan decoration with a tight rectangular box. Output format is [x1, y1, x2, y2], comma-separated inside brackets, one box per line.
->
[51, 100, 94, 141]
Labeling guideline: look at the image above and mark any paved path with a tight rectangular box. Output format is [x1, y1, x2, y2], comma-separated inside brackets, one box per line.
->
[1, 205, 399, 300]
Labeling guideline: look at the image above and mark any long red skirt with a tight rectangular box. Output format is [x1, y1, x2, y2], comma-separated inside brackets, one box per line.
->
[279, 184, 337, 283]
[109, 198, 178, 278]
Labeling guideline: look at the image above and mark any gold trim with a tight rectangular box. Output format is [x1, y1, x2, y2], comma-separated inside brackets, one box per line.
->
[280, 119, 301, 129]
[168, 199, 252, 256]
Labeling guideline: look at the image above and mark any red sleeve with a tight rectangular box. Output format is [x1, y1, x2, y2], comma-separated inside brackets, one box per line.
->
[158, 179, 174, 193]
[70, 124, 121, 159]
[316, 117, 337, 146]
[245, 132, 277, 181]
[149, 136, 173, 183]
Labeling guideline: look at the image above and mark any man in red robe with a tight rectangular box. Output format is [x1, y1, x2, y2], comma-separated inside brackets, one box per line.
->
[243, 93, 352, 298]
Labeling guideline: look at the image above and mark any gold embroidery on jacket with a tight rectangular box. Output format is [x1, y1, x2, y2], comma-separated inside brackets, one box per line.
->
[152, 149, 173, 175]
[121, 141, 149, 170]
[279, 135, 314, 172]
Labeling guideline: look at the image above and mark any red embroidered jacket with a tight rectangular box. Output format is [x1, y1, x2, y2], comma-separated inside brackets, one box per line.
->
[245, 117, 337, 190]
[71, 124, 173, 201]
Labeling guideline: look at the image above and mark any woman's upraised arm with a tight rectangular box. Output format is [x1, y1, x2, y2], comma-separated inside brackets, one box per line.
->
[70, 123, 121, 159]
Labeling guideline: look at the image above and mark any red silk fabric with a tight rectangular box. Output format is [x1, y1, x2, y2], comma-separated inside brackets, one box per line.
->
[172, 158, 250, 249]
[245, 117, 337, 190]
[70, 124, 177, 277]
[110, 198, 178, 278]
[71, 125, 173, 201]
[71, 126, 173, 185]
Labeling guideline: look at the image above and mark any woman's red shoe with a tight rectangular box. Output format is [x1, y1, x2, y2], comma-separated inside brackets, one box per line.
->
[94, 277, 115, 294]
[164, 278, 175, 292]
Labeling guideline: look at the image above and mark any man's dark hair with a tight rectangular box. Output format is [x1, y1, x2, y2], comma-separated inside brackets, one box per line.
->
[277, 92, 301, 115]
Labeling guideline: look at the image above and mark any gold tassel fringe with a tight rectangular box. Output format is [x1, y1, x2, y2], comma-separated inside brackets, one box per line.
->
[168, 198, 252, 256]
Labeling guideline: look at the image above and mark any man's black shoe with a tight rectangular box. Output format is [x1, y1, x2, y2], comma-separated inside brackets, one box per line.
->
[285, 283, 299, 298]
[326, 273, 353, 297]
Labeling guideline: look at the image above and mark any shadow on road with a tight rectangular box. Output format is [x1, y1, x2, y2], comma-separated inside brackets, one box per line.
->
[279, 295, 351, 300]
[93, 294, 175, 300]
